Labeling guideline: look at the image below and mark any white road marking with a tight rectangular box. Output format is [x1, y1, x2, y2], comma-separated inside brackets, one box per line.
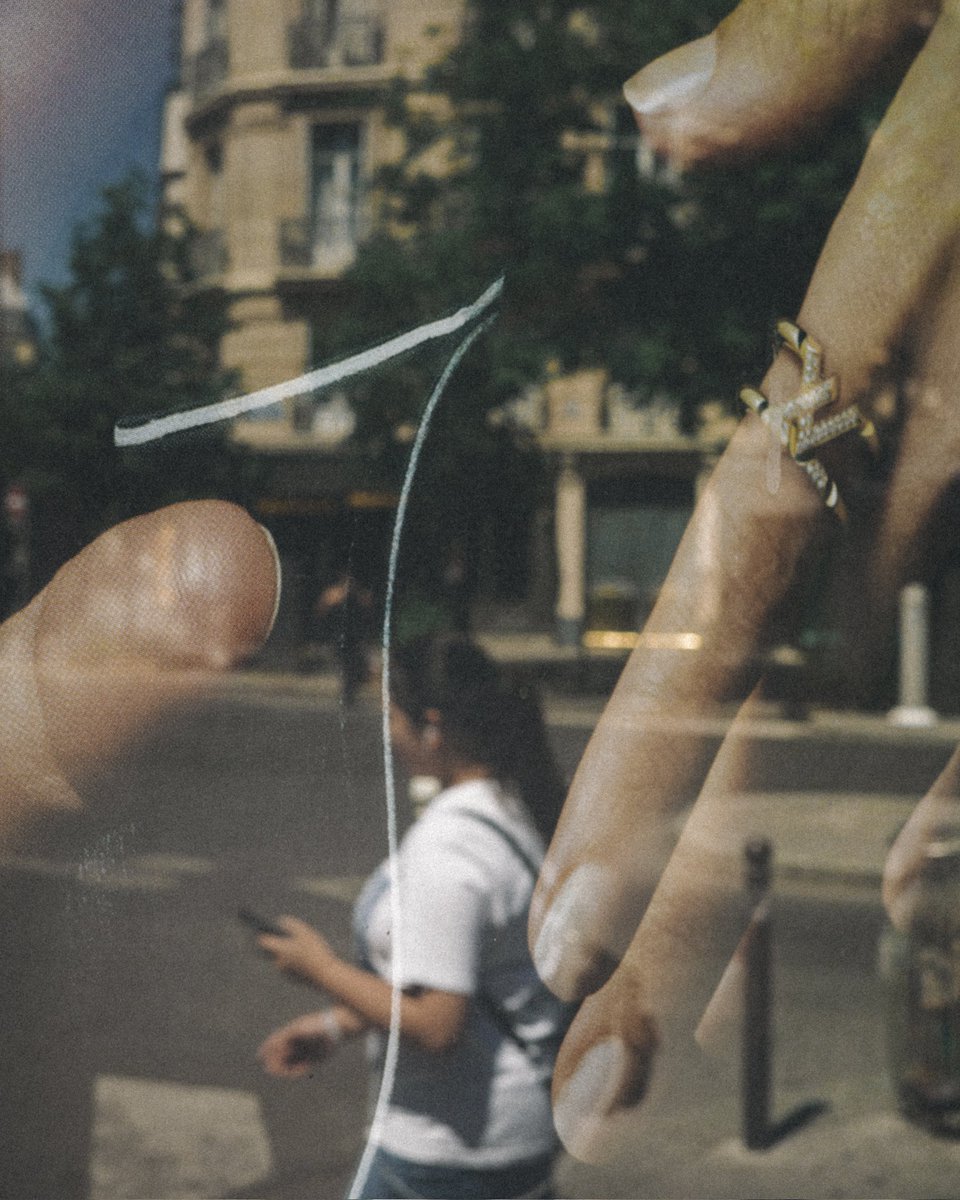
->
[294, 874, 368, 903]
[127, 853, 217, 876]
[91, 1075, 273, 1200]
[0, 855, 176, 891]
[0, 852, 217, 892]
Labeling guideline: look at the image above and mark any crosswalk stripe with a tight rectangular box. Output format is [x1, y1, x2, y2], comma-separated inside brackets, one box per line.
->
[0, 852, 218, 892]
[294, 874, 368, 903]
[91, 1075, 273, 1200]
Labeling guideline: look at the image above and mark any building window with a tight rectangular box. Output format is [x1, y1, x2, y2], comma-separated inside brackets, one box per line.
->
[310, 124, 363, 272]
[188, 0, 229, 99]
[206, 0, 227, 43]
[288, 0, 384, 68]
[206, 141, 225, 229]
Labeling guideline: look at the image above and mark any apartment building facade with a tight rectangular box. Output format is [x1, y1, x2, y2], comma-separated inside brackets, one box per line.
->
[161, 0, 732, 651]
[160, 0, 471, 647]
[161, 0, 462, 435]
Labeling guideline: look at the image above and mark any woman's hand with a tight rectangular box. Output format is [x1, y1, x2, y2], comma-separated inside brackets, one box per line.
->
[531, 0, 960, 1163]
[257, 1008, 354, 1078]
[258, 917, 340, 988]
[0, 500, 280, 844]
[259, 917, 470, 1054]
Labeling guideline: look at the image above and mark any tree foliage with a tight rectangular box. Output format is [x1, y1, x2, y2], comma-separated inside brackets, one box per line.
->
[0, 173, 251, 570]
[306, 0, 892, 610]
[329, 0, 890, 432]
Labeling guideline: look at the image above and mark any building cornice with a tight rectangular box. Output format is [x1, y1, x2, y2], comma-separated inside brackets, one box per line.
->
[184, 67, 395, 131]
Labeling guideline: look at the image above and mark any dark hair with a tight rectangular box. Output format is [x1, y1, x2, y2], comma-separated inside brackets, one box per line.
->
[390, 636, 566, 845]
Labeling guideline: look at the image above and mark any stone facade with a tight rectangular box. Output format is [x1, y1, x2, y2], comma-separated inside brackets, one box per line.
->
[162, 0, 465, 442]
[0, 251, 39, 370]
[161, 1, 734, 650]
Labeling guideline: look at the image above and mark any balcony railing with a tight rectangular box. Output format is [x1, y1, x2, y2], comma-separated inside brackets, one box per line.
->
[287, 15, 384, 69]
[190, 229, 229, 279]
[279, 210, 371, 275]
[186, 39, 229, 101]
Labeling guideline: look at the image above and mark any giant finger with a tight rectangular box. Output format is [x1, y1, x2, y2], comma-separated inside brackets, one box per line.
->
[0, 501, 280, 841]
[549, 687, 776, 1161]
[531, 0, 960, 1010]
[623, 0, 939, 170]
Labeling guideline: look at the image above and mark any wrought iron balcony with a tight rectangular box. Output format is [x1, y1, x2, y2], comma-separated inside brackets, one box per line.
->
[279, 210, 370, 274]
[190, 229, 228, 280]
[287, 15, 384, 69]
[186, 39, 229, 102]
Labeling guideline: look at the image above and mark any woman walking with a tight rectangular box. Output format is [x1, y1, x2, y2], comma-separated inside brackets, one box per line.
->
[257, 636, 569, 1199]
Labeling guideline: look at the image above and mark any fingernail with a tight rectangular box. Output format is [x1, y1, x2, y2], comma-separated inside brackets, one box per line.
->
[532, 863, 615, 1001]
[885, 877, 922, 933]
[553, 1038, 629, 1162]
[623, 34, 715, 117]
[695, 951, 744, 1062]
[257, 523, 283, 637]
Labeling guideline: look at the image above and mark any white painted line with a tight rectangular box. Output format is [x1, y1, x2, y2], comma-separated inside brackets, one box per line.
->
[126, 853, 217, 876]
[294, 874, 368, 903]
[114, 277, 503, 445]
[91, 1075, 273, 1200]
[0, 855, 179, 892]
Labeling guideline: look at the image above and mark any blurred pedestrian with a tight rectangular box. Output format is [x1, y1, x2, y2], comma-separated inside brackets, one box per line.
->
[257, 636, 570, 1199]
[441, 538, 473, 634]
[315, 571, 373, 705]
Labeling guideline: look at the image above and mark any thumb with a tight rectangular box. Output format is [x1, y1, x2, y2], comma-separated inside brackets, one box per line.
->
[0, 500, 280, 841]
[623, 0, 938, 169]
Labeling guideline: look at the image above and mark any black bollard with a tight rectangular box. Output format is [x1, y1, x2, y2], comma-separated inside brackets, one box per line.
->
[740, 837, 828, 1151]
[742, 838, 773, 1151]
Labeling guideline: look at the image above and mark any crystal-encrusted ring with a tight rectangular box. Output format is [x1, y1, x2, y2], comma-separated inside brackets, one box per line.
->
[739, 320, 878, 522]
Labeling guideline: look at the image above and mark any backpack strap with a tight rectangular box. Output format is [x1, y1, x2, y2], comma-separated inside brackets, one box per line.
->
[448, 807, 566, 1066]
[448, 807, 542, 880]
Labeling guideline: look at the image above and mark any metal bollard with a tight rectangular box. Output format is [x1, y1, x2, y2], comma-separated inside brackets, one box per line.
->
[742, 839, 773, 1151]
[889, 582, 937, 727]
[740, 837, 827, 1151]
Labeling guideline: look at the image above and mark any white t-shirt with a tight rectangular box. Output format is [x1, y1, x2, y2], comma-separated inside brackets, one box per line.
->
[353, 777, 566, 1168]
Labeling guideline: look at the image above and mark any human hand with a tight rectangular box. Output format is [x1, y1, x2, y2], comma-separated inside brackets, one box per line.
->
[530, 0, 960, 1161]
[0, 500, 280, 844]
[257, 1009, 345, 1078]
[259, 917, 339, 987]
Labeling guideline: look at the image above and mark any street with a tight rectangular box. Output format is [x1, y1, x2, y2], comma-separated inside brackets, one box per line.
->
[1, 678, 958, 1199]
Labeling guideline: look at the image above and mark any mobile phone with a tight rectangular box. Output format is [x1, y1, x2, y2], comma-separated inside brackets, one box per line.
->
[238, 906, 289, 937]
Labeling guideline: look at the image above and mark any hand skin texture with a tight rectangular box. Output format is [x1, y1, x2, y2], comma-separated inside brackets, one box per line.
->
[257, 1006, 368, 1079]
[258, 916, 470, 1056]
[531, 0, 960, 1163]
[0, 501, 281, 845]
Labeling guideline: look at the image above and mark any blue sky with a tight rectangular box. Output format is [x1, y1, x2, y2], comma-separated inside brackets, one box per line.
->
[1, 0, 176, 306]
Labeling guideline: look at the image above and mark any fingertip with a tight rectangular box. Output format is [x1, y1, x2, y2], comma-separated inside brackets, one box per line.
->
[622, 34, 716, 119]
[622, 1, 932, 170]
[162, 500, 281, 667]
[531, 863, 623, 1002]
[552, 1017, 658, 1163]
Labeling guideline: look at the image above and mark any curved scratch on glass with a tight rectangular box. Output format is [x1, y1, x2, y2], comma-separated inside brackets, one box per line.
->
[113, 278, 505, 445]
[351, 308, 498, 1199]
[113, 277, 504, 1198]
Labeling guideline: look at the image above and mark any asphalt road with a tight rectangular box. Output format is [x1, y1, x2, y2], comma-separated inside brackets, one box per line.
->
[0, 683, 953, 1200]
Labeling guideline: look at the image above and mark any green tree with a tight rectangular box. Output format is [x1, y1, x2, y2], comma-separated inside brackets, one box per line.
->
[308, 0, 886, 615]
[326, 0, 887, 426]
[0, 173, 251, 575]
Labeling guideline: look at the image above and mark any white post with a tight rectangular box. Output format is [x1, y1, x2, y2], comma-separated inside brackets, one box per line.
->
[555, 456, 586, 646]
[889, 582, 937, 727]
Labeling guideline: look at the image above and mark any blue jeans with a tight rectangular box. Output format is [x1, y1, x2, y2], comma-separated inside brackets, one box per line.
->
[351, 1146, 556, 1199]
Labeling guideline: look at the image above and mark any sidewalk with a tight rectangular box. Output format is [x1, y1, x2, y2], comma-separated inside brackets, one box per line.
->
[227, 630, 960, 895]
[222, 649, 960, 1199]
